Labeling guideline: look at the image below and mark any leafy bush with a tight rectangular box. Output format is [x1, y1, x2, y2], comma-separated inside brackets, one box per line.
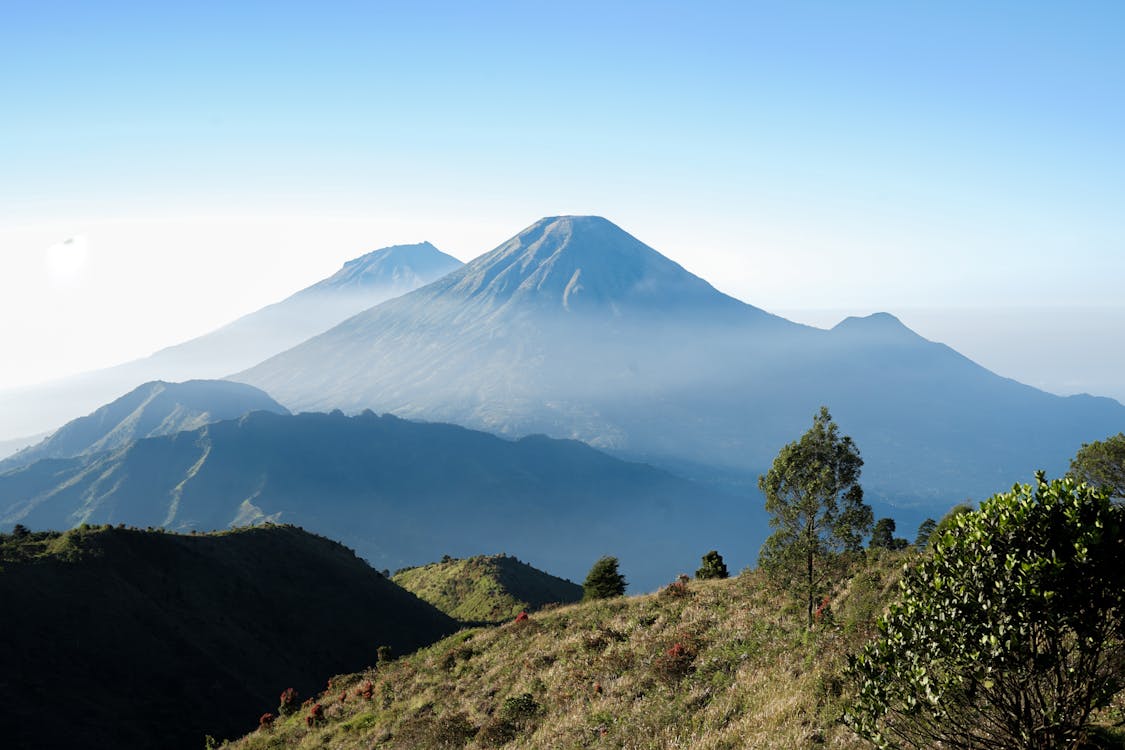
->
[845, 474, 1125, 749]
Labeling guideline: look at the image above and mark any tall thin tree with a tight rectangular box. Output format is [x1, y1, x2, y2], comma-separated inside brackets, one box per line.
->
[758, 406, 873, 627]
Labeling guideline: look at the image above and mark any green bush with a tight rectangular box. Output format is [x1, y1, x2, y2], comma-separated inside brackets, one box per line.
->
[845, 474, 1125, 749]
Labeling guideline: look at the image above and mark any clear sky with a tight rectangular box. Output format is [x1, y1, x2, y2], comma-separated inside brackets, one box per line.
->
[1, 1, 1123, 398]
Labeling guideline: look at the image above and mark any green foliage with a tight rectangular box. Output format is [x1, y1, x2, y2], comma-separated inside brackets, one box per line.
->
[758, 406, 873, 627]
[1070, 432, 1125, 500]
[869, 519, 908, 550]
[913, 518, 936, 549]
[582, 556, 627, 600]
[695, 550, 729, 580]
[844, 474, 1125, 749]
[933, 502, 973, 538]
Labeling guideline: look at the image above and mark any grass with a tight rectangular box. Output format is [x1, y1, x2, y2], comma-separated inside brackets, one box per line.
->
[225, 552, 910, 749]
[393, 554, 583, 623]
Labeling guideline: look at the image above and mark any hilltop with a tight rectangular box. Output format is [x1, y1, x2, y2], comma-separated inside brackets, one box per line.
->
[220, 552, 912, 750]
[393, 554, 583, 622]
[0, 524, 457, 750]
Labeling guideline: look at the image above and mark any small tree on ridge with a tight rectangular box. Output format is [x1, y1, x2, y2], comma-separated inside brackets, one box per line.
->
[758, 406, 873, 627]
[582, 556, 626, 600]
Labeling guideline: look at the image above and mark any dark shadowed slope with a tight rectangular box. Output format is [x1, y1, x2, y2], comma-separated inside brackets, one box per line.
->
[234, 216, 1125, 506]
[0, 379, 288, 472]
[0, 242, 462, 440]
[0, 409, 748, 592]
[0, 524, 457, 750]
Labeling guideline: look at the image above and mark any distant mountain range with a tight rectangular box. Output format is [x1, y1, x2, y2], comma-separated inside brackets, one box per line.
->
[0, 379, 288, 472]
[0, 410, 746, 591]
[0, 242, 462, 441]
[0, 524, 457, 750]
[234, 216, 1125, 506]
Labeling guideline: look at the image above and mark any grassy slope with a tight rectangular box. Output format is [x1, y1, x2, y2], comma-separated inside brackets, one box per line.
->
[226, 552, 911, 750]
[393, 554, 583, 622]
[0, 525, 458, 750]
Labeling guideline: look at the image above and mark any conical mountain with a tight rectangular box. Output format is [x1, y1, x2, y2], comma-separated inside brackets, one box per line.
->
[234, 217, 1125, 508]
[0, 242, 462, 441]
[237, 216, 805, 446]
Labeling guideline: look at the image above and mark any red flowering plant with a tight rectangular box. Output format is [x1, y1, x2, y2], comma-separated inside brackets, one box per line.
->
[654, 639, 697, 682]
[258, 713, 275, 731]
[813, 595, 832, 624]
[278, 687, 299, 716]
[305, 703, 325, 728]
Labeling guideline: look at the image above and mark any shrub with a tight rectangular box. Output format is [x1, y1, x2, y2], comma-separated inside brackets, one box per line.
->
[278, 687, 299, 716]
[696, 550, 729, 579]
[654, 641, 696, 683]
[258, 712, 274, 730]
[660, 579, 690, 599]
[514, 611, 529, 623]
[845, 474, 1125, 749]
[305, 702, 325, 728]
[501, 692, 540, 724]
[396, 710, 477, 749]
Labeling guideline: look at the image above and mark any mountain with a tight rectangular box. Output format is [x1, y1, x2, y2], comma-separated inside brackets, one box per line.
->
[0, 431, 49, 461]
[0, 524, 458, 750]
[0, 410, 746, 592]
[0, 242, 462, 441]
[233, 216, 1125, 508]
[393, 554, 584, 622]
[0, 379, 288, 472]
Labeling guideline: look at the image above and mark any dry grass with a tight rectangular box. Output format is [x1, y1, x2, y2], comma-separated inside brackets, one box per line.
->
[225, 554, 910, 750]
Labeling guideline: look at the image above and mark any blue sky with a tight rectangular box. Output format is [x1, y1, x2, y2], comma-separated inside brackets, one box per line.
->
[1, 1, 1123, 395]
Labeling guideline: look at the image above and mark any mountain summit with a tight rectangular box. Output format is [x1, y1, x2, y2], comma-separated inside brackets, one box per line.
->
[234, 216, 1125, 507]
[432, 216, 748, 315]
[0, 242, 462, 441]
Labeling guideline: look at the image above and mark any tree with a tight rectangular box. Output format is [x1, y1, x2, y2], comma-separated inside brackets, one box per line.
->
[1069, 432, 1125, 500]
[913, 518, 936, 549]
[868, 518, 907, 550]
[695, 550, 729, 580]
[844, 474, 1125, 749]
[582, 556, 626, 600]
[758, 406, 873, 627]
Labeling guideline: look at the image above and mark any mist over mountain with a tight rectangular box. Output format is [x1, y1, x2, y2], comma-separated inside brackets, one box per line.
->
[0, 242, 462, 441]
[235, 216, 1125, 507]
[0, 409, 747, 592]
[0, 379, 288, 472]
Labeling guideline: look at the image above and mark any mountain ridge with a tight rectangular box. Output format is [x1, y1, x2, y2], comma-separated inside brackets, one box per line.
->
[0, 409, 747, 591]
[0, 379, 288, 472]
